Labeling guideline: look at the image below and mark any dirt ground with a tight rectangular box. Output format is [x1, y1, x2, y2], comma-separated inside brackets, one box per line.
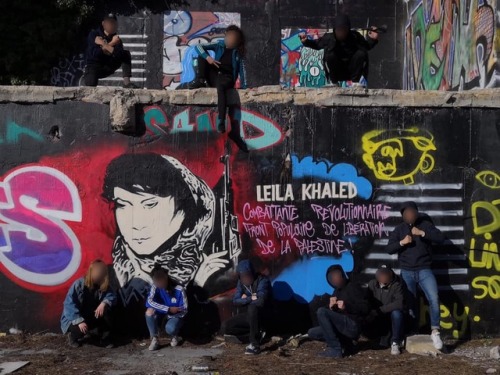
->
[0, 334, 499, 375]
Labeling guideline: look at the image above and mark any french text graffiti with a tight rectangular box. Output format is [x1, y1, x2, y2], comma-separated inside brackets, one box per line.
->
[0, 166, 82, 288]
[362, 127, 436, 184]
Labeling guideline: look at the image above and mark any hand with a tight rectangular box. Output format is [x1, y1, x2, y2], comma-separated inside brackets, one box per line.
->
[368, 27, 379, 40]
[95, 36, 106, 46]
[78, 322, 88, 334]
[336, 300, 345, 310]
[411, 227, 425, 237]
[241, 293, 248, 299]
[101, 44, 114, 55]
[251, 293, 257, 301]
[110, 35, 121, 46]
[206, 56, 221, 68]
[94, 302, 107, 318]
[329, 297, 338, 309]
[169, 306, 180, 314]
[400, 235, 413, 246]
[299, 32, 308, 43]
[193, 251, 229, 287]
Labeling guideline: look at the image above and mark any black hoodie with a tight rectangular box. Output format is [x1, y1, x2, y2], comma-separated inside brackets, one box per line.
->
[367, 269, 405, 314]
[385, 202, 445, 270]
[326, 265, 370, 324]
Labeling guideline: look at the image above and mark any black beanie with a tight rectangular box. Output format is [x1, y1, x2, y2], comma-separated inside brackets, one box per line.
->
[334, 14, 351, 30]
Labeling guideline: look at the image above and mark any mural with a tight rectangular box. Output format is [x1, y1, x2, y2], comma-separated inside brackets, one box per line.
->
[404, 0, 500, 90]
[162, 11, 241, 89]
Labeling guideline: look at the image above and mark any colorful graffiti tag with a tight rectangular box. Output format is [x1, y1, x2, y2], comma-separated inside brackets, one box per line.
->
[404, 0, 500, 90]
[162, 11, 241, 89]
[362, 127, 437, 184]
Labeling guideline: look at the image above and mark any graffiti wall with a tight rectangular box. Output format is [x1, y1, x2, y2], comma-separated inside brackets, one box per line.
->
[162, 11, 241, 89]
[0, 99, 498, 338]
[404, 0, 500, 90]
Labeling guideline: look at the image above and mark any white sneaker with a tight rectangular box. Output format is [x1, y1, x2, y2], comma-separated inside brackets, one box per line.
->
[431, 330, 443, 350]
[391, 342, 401, 355]
[148, 337, 159, 351]
[170, 336, 180, 347]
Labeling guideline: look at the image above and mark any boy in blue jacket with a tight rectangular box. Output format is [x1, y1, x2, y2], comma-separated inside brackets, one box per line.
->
[189, 25, 247, 135]
[223, 260, 271, 355]
[145, 266, 188, 351]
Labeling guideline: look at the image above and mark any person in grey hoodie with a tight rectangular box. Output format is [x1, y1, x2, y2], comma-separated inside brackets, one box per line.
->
[385, 201, 445, 350]
[365, 265, 405, 355]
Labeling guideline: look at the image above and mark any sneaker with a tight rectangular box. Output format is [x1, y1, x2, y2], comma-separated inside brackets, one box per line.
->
[187, 78, 208, 90]
[391, 342, 401, 355]
[318, 347, 342, 358]
[148, 337, 160, 351]
[431, 330, 443, 350]
[170, 336, 181, 347]
[245, 343, 261, 355]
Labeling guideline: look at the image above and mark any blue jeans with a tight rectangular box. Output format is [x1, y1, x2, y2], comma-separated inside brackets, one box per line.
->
[401, 268, 440, 330]
[145, 312, 184, 338]
[389, 310, 404, 343]
[316, 307, 360, 355]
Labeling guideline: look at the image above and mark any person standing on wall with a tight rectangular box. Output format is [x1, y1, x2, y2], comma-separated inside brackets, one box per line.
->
[308, 265, 370, 358]
[364, 265, 406, 355]
[187, 26, 248, 144]
[222, 260, 271, 355]
[299, 14, 379, 87]
[385, 201, 446, 350]
[82, 13, 136, 88]
[60, 259, 116, 348]
[145, 265, 188, 350]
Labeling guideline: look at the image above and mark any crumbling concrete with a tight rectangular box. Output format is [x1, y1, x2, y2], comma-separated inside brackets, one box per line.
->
[405, 335, 441, 356]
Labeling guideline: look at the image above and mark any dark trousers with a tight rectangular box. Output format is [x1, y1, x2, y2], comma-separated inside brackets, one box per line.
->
[316, 307, 360, 355]
[197, 57, 235, 123]
[224, 304, 266, 346]
[364, 310, 405, 346]
[68, 310, 113, 344]
[83, 50, 132, 86]
[325, 48, 368, 82]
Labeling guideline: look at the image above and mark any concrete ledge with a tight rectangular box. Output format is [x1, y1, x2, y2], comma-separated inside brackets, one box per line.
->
[0, 85, 500, 108]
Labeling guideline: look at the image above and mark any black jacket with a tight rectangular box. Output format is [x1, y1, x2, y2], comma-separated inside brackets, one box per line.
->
[385, 215, 445, 270]
[85, 27, 124, 65]
[303, 30, 378, 58]
[367, 271, 405, 314]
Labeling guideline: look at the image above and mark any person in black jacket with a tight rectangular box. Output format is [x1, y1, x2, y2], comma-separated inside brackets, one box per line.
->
[309, 264, 370, 358]
[365, 266, 405, 355]
[82, 14, 135, 88]
[385, 201, 445, 350]
[299, 14, 379, 85]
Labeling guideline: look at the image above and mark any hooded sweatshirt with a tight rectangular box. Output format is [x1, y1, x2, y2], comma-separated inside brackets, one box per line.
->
[366, 268, 405, 314]
[385, 202, 445, 270]
[327, 265, 370, 324]
[233, 260, 271, 307]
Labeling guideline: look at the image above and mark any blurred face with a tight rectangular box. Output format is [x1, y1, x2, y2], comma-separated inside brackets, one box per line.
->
[114, 187, 185, 256]
[102, 19, 118, 34]
[241, 272, 254, 286]
[335, 26, 349, 41]
[225, 30, 240, 49]
[153, 274, 168, 289]
[403, 207, 418, 225]
[91, 263, 107, 285]
[328, 270, 345, 288]
[376, 271, 393, 286]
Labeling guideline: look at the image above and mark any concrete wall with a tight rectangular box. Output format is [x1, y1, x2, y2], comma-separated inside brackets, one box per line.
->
[0, 86, 499, 338]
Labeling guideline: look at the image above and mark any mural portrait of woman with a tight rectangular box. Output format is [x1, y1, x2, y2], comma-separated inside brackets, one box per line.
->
[102, 153, 228, 303]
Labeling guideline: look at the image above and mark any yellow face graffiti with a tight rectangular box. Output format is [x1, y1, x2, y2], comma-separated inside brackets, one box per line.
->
[361, 127, 437, 184]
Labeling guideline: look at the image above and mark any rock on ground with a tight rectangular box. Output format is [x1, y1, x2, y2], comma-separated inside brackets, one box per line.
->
[405, 335, 441, 356]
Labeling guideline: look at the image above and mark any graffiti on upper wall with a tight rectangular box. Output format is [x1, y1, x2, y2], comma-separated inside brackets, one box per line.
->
[468, 170, 500, 301]
[404, 0, 500, 90]
[162, 11, 241, 89]
[0, 166, 82, 288]
[281, 28, 328, 88]
[50, 54, 85, 87]
[362, 127, 437, 184]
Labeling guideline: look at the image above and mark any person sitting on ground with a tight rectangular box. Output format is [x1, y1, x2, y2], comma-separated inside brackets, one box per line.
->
[188, 25, 247, 134]
[145, 265, 188, 351]
[365, 265, 405, 355]
[82, 13, 135, 88]
[223, 259, 271, 355]
[308, 264, 370, 358]
[61, 259, 116, 348]
[299, 14, 379, 86]
[385, 201, 446, 350]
